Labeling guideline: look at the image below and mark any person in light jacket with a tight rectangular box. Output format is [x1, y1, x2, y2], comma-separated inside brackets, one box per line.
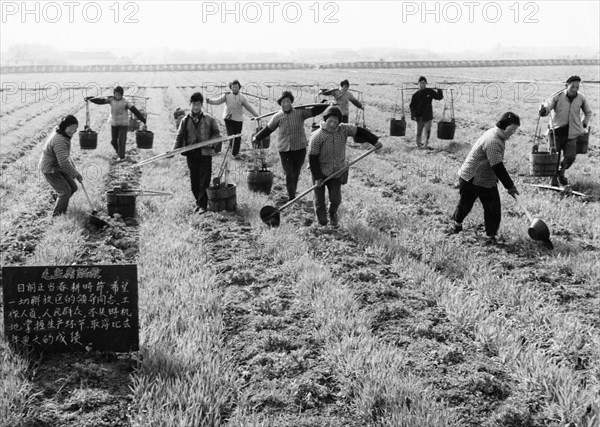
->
[173, 92, 221, 214]
[409, 76, 444, 148]
[252, 91, 328, 201]
[206, 79, 259, 158]
[39, 115, 84, 217]
[87, 86, 147, 159]
[308, 106, 382, 227]
[448, 112, 521, 245]
[538, 75, 593, 186]
[319, 79, 363, 124]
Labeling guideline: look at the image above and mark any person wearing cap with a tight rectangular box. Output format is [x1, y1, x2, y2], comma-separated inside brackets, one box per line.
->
[86, 86, 147, 160]
[539, 75, 593, 186]
[252, 91, 328, 201]
[319, 80, 363, 123]
[409, 76, 444, 148]
[206, 79, 259, 158]
[308, 106, 382, 227]
[173, 92, 221, 214]
[39, 115, 84, 217]
[448, 112, 521, 245]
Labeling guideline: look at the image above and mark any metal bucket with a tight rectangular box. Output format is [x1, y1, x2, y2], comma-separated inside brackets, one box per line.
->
[106, 190, 136, 218]
[247, 169, 274, 194]
[135, 130, 154, 149]
[390, 117, 406, 137]
[78, 130, 98, 150]
[207, 184, 237, 212]
[529, 152, 559, 177]
[576, 131, 589, 154]
[437, 120, 456, 140]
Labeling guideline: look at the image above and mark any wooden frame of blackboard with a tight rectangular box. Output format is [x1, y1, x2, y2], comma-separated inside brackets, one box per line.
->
[2, 264, 139, 354]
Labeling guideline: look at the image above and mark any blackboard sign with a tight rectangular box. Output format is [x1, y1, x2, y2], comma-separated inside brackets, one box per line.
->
[2, 264, 138, 353]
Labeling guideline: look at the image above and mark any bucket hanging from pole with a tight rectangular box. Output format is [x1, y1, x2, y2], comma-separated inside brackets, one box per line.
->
[247, 168, 274, 194]
[135, 129, 154, 149]
[529, 118, 559, 177]
[437, 89, 456, 140]
[390, 88, 406, 137]
[79, 99, 98, 149]
[576, 126, 590, 154]
[79, 130, 98, 149]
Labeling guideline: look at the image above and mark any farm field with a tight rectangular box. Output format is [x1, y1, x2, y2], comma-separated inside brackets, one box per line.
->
[1, 65, 599, 426]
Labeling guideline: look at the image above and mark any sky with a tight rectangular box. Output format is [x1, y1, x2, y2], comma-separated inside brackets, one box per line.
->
[1, 0, 599, 54]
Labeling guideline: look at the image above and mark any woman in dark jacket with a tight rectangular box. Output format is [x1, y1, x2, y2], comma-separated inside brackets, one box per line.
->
[39, 115, 84, 217]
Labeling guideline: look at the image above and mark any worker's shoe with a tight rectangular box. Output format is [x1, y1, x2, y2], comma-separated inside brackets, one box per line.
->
[557, 170, 568, 186]
[330, 212, 339, 228]
[484, 236, 498, 246]
[446, 221, 463, 235]
[550, 175, 560, 187]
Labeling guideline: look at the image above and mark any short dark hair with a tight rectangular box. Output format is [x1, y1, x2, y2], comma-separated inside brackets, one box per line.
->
[418, 76, 427, 83]
[277, 91, 294, 105]
[340, 79, 349, 87]
[58, 114, 78, 132]
[496, 111, 520, 130]
[566, 75, 581, 84]
[190, 92, 204, 103]
[113, 86, 124, 95]
[229, 79, 241, 89]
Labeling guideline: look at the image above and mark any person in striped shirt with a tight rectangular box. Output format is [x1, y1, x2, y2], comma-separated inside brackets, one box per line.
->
[449, 112, 521, 245]
[206, 79, 259, 158]
[86, 86, 147, 160]
[252, 91, 328, 201]
[308, 106, 382, 227]
[38, 115, 84, 217]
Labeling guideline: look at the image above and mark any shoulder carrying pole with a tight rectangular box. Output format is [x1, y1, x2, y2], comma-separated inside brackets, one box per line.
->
[132, 134, 241, 168]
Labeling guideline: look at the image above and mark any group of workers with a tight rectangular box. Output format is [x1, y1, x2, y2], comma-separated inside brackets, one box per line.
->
[39, 75, 592, 246]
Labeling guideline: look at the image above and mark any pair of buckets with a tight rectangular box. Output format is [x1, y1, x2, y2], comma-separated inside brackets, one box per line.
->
[388, 118, 456, 139]
[78, 130, 153, 150]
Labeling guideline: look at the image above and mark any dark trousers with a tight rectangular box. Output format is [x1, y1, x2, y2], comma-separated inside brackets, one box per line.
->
[44, 172, 78, 216]
[111, 125, 128, 159]
[452, 178, 501, 237]
[416, 119, 432, 145]
[551, 134, 577, 175]
[313, 178, 342, 225]
[224, 119, 243, 156]
[279, 148, 306, 200]
[186, 154, 212, 209]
